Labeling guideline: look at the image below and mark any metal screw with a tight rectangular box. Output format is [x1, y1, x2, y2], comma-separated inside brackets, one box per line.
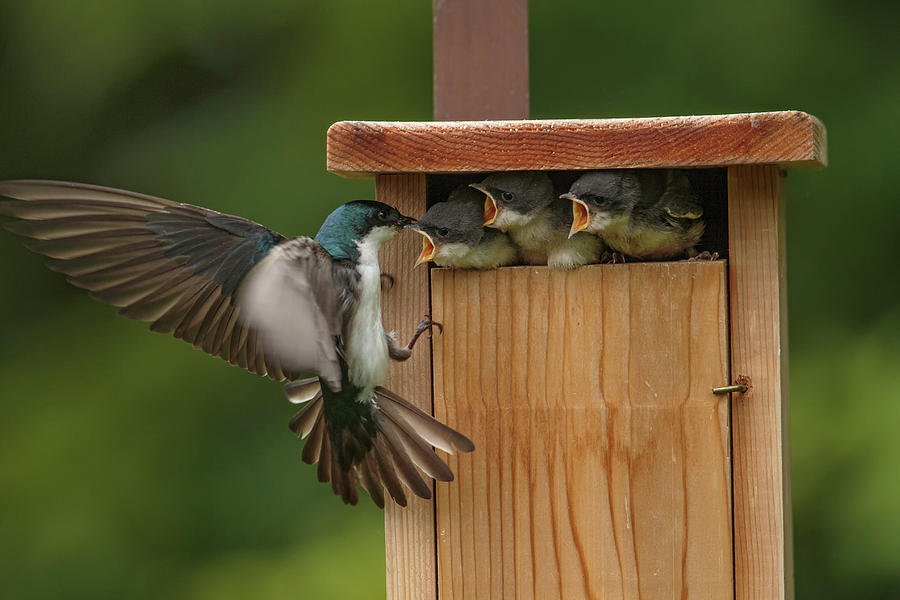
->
[712, 384, 749, 395]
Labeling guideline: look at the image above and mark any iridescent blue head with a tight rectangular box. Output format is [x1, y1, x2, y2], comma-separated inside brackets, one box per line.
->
[315, 200, 414, 261]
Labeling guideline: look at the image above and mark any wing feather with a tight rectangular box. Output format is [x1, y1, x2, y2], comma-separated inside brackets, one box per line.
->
[0, 180, 346, 384]
[236, 239, 346, 390]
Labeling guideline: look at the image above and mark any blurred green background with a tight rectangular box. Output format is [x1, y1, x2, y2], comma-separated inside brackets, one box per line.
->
[0, 1, 897, 598]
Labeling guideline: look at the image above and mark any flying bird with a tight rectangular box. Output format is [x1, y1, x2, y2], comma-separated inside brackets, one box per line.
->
[471, 171, 603, 269]
[0, 180, 474, 508]
[563, 169, 705, 260]
[409, 185, 518, 269]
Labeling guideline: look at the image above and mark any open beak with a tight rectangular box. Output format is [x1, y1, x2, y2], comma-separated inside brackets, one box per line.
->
[561, 193, 591, 238]
[470, 183, 500, 226]
[413, 230, 437, 266]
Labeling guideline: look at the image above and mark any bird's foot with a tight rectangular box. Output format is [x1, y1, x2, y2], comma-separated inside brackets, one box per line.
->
[686, 251, 719, 262]
[405, 315, 444, 350]
[380, 273, 395, 291]
[600, 251, 627, 264]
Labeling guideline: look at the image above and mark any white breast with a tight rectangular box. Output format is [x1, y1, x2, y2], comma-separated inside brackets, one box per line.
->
[547, 233, 603, 269]
[344, 237, 389, 394]
[509, 214, 553, 255]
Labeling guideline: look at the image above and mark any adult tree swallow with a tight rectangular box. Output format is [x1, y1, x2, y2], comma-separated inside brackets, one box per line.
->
[471, 172, 603, 269]
[409, 185, 518, 269]
[563, 170, 705, 260]
[0, 180, 474, 508]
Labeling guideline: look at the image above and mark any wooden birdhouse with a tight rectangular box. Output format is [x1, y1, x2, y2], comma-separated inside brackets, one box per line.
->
[325, 4, 826, 599]
[326, 111, 825, 600]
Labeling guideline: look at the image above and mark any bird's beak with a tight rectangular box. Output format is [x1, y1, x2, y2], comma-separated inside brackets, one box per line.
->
[562, 193, 591, 238]
[398, 214, 416, 228]
[470, 183, 499, 226]
[413, 230, 437, 267]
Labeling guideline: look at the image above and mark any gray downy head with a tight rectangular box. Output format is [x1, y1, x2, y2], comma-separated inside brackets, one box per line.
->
[563, 170, 641, 235]
[410, 186, 486, 265]
[471, 171, 554, 230]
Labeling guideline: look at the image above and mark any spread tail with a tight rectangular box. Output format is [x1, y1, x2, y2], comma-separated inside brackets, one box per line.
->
[284, 378, 474, 508]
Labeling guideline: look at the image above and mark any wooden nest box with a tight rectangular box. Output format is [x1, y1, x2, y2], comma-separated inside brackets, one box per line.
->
[326, 111, 826, 600]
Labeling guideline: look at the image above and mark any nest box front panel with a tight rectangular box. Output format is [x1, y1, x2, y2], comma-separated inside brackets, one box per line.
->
[430, 263, 733, 598]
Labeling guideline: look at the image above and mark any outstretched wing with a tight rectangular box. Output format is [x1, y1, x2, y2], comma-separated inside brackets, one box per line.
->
[0, 180, 343, 386]
[237, 238, 349, 391]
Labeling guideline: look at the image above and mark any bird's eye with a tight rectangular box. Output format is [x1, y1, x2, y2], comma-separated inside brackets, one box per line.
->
[437, 227, 449, 237]
[377, 209, 388, 220]
[501, 191, 514, 202]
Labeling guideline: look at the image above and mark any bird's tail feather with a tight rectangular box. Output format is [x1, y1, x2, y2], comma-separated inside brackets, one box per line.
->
[285, 380, 474, 508]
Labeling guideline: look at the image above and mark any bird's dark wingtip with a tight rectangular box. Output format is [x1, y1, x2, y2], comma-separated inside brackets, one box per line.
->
[455, 436, 476, 454]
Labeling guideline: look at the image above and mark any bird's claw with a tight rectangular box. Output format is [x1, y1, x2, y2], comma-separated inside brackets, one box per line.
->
[406, 315, 443, 351]
[380, 273, 395, 290]
[600, 251, 627, 264]
[416, 316, 443, 337]
[686, 251, 719, 262]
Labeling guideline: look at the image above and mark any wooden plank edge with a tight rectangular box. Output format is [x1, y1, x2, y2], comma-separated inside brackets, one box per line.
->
[376, 174, 439, 600]
[326, 111, 826, 177]
[727, 165, 792, 600]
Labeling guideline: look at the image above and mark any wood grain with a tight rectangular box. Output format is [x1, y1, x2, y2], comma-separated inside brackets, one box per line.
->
[327, 112, 827, 177]
[433, 0, 529, 121]
[431, 262, 733, 599]
[728, 165, 793, 600]
[376, 174, 437, 600]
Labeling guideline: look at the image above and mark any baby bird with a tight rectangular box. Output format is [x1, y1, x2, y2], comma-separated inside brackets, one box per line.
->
[409, 185, 518, 269]
[470, 172, 603, 269]
[563, 169, 705, 260]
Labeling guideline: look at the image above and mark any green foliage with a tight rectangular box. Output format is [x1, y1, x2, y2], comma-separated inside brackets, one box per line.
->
[0, 0, 898, 598]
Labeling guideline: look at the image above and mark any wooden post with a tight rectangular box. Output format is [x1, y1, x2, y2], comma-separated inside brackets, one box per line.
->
[433, 0, 529, 121]
[327, 112, 826, 599]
